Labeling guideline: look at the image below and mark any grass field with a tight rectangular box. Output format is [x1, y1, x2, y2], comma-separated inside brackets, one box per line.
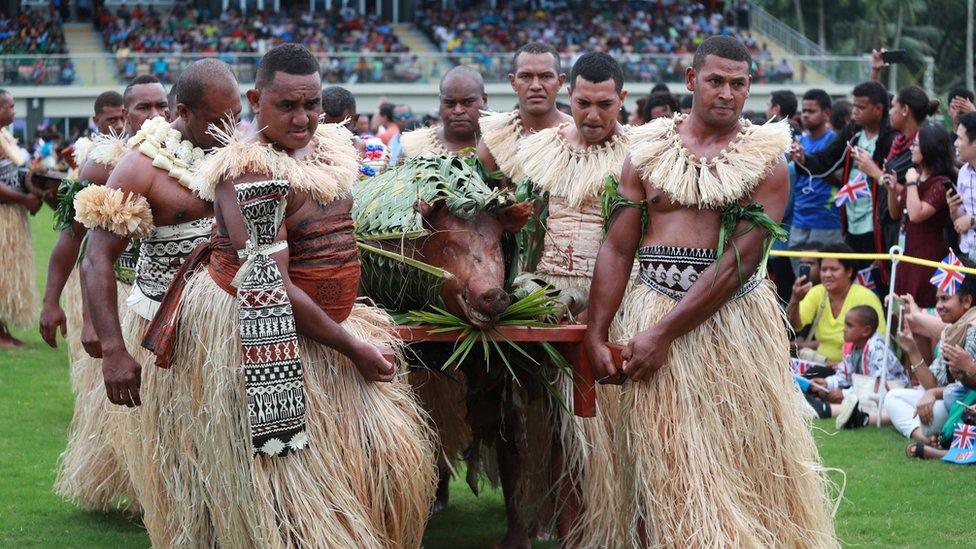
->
[2, 210, 975, 547]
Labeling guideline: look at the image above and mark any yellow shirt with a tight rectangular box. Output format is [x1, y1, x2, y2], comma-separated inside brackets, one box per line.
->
[799, 283, 886, 363]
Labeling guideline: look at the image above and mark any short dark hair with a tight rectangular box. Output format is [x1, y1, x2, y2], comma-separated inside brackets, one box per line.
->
[679, 94, 693, 110]
[379, 102, 395, 120]
[802, 88, 831, 111]
[852, 81, 889, 110]
[322, 86, 356, 118]
[570, 51, 624, 93]
[255, 43, 320, 89]
[916, 122, 957, 180]
[949, 88, 976, 104]
[512, 41, 561, 74]
[848, 305, 879, 332]
[94, 90, 123, 115]
[818, 242, 857, 275]
[830, 99, 852, 131]
[173, 59, 235, 110]
[641, 92, 677, 120]
[770, 90, 798, 119]
[959, 111, 976, 142]
[651, 83, 670, 95]
[123, 74, 161, 105]
[692, 35, 752, 70]
[959, 275, 976, 302]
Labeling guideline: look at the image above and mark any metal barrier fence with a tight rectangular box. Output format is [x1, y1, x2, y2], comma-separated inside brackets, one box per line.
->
[0, 51, 874, 88]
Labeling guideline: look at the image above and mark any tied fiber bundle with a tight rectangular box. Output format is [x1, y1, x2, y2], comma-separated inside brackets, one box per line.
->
[62, 267, 85, 364]
[164, 269, 436, 548]
[611, 282, 838, 547]
[0, 203, 35, 328]
[409, 368, 471, 479]
[55, 280, 141, 513]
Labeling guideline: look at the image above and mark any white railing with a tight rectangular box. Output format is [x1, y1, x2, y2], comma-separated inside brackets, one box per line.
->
[750, 3, 828, 58]
[0, 52, 874, 88]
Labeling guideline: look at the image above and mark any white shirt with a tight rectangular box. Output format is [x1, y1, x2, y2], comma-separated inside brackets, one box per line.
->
[957, 163, 976, 253]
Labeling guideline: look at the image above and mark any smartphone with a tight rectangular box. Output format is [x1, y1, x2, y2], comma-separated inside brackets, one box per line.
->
[944, 179, 958, 195]
[798, 262, 812, 282]
[891, 297, 904, 333]
[881, 49, 909, 64]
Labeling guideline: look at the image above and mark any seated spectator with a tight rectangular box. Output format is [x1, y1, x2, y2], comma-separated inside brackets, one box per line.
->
[885, 122, 955, 307]
[848, 279, 976, 461]
[949, 112, 976, 264]
[788, 243, 887, 363]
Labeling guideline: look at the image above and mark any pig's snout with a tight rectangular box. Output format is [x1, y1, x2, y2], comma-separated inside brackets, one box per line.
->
[475, 287, 510, 317]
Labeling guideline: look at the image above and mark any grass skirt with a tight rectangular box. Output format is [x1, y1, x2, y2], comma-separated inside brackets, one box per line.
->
[167, 270, 436, 548]
[111, 304, 216, 547]
[63, 267, 85, 365]
[55, 282, 140, 513]
[611, 282, 838, 547]
[0, 203, 35, 328]
[410, 367, 471, 475]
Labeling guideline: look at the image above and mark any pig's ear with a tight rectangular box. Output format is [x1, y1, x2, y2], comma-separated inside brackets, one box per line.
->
[497, 201, 533, 234]
[413, 198, 433, 217]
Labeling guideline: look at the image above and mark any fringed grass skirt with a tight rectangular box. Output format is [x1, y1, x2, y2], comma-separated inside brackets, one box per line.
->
[611, 283, 838, 548]
[63, 267, 85, 365]
[55, 282, 140, 513]
[410, 367, 471, 474]
[111, 303, 216, 547]
[0, 203, 35, 328]
[167, 270, 436, 548]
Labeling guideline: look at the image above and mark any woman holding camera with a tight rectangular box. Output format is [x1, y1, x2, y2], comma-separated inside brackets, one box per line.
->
[885, 122, 955, 308]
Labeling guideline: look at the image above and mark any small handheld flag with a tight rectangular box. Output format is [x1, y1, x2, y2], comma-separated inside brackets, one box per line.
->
[951, 423, 976, 450]
[930, 250, 965, 295]
[835, 173, 871, 207]
[856, 267, 876, 290]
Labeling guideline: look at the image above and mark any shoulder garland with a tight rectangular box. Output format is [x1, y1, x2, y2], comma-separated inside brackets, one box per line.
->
[629, 114, 790, 208]
[517, 124, 628, 208]
[128, 116, 206, 195]
[87, 131, 130, 168]
[74, 184, 154, 239]
[479, 109, 523, 181]
[196, 121, 359, 205]
[0, 128, 25, 166]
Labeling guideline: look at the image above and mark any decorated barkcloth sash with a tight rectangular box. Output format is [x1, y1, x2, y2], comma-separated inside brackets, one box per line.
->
[0, 128, 24, 193]
[480, 110, 525, 181]
[517, 123, 628, 280]
[233, 179, 307, 457]
[638, 245, 762, 300]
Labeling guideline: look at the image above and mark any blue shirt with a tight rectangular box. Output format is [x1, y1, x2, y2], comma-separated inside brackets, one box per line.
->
[772, 161, 796, 251]
[792, 130, 839, 230]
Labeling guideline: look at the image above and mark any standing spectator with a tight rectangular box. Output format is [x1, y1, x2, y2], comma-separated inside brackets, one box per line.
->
[949, 112, 976, 264]
[787, 243, 887, 363]
[830, 98, 852, 133]
[792, 82, 897, 257]
[885, 123, 955, 308]
[790, 89, 841, 265]
[373, 101, 400, 145]
[766, 89, 797, 124]
[640, 92, 677, 121]
[856, 86, 940, 254]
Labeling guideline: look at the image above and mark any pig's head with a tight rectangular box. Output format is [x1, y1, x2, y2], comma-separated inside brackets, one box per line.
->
[414, 198, 532, 329]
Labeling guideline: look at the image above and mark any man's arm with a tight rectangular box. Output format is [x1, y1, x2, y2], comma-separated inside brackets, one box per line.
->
[584, 156, 644, 383]
[80, 152, 154, 407]
[215, 175, 394, 382]
[622, 161, 789, 381]
[476, 139, 510, 189]
[39, 225, 84, 348]
[39, 161, 113, 348]
[795, 127, 851, 179]
[0, 177, 40, 213]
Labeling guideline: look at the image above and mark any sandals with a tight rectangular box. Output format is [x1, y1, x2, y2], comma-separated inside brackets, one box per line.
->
[906, 441, 927, 459]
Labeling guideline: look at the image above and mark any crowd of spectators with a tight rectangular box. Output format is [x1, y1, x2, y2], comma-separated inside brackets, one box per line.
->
[95, 5, 420, 84]
[415, 0, 794, 84]
[729, 50, 976, 464]
[0, 9, 73, 85]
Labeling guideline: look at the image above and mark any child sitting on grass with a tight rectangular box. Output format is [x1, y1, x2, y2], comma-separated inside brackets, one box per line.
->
[811, 306, 907, 423]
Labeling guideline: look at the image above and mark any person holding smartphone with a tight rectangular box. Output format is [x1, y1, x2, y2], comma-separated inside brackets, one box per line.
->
[885, 123, 955, 308]
[948, 112, 976, 263]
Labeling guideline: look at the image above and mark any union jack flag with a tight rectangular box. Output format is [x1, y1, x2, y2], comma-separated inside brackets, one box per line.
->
[929, 250, 965, 295]
[856, 267, 876, 290]
[952, 423, 976, 449]
[834, 173, 871, 207]
[791, 358, 818, 375]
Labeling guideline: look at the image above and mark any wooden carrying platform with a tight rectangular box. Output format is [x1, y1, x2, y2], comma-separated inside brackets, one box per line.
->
[394, 324, 599, 418]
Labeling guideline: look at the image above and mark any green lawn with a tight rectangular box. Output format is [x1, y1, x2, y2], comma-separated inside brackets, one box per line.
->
[2, 210, 975, 547]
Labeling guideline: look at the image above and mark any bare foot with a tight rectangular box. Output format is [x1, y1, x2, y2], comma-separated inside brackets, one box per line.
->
[492, 530, 531, 549]
[0, 334, 22, 348]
